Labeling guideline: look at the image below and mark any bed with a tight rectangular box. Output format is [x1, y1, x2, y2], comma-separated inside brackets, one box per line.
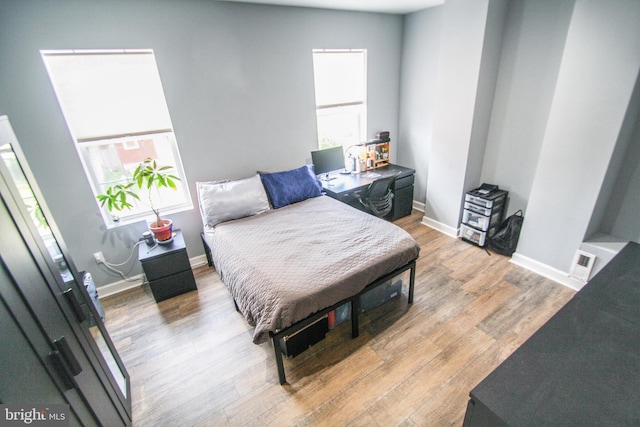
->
[197, 165, 420, 384]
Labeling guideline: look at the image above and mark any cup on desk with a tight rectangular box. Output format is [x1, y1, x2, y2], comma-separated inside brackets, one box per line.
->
[143, 231, 155, 246]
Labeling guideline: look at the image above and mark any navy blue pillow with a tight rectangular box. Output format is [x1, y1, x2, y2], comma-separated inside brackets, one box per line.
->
[259, 165, 323, 209]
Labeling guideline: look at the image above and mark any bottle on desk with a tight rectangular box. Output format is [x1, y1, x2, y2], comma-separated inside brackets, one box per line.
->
[346, 154, 356, 172]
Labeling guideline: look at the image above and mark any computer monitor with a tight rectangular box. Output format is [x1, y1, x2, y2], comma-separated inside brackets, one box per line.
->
[311, 146, 345, 178]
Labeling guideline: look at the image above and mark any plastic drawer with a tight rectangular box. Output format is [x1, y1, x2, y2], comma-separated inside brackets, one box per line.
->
[465, 193, 495, 208]
[460, 223, 487, 246]
[464, 201, 492, 216]
[462, 209, 502, 232]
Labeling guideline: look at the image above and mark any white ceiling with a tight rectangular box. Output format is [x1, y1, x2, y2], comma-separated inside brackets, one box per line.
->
[217, 0, 444, 14]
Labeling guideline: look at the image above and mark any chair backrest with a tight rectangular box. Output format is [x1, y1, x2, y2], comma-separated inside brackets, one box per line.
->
[364, 175, 396, 199]
[360, 175, 396, 217]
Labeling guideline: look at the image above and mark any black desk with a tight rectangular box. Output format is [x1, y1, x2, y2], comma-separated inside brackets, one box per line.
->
[463, 241, 640, 426]
[321, 164, 415, 220]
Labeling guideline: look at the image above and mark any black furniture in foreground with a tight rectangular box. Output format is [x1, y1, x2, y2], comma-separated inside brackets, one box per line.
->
[1, 115, 131, 425]
[138, 230, 197, 302]
[463, 241, 640, 426]
[321, 164, 415, 220]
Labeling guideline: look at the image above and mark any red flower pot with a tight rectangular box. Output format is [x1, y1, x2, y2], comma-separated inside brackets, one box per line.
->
[149, 219, 173, 242]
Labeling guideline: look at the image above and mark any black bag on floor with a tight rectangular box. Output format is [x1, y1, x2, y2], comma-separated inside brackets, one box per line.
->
[488, 210, 524, 256]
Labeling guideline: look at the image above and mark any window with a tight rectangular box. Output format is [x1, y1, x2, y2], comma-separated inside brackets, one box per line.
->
[41, 49, 192, 227]
[312, 49, 367, 149]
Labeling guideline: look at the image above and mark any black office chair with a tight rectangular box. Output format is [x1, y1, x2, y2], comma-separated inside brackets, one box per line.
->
[355, 175, 396, 218]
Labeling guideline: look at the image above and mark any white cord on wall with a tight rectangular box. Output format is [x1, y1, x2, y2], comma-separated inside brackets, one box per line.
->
[100, 240, 144, 282]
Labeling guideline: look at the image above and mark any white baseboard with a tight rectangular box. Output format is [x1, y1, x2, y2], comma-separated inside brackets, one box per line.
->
[97, 254, 211, 299]
[189, 254, 209, 269]
[510, 253, 585, 291]
[412, 200, 425, 212]
[421, 215, 459, 238]
[97, 274, 145, 299]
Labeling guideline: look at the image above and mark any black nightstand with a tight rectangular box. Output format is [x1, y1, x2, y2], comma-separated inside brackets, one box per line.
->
[138, 229, 197, 302]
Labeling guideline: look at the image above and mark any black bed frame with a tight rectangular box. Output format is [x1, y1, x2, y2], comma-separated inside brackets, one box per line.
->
[201, 232, 417, 385]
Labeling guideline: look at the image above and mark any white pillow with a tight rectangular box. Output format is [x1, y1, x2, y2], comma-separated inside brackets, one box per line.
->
[197, 174, 270, 228]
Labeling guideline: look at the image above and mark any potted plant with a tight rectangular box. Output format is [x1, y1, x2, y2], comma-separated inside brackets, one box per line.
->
[97, 158, 180, 242]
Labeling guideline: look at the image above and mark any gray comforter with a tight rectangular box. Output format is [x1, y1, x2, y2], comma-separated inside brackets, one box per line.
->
[204, 195, 420, 344]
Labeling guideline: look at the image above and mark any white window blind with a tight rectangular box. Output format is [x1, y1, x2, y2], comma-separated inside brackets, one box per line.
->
[312, 49, 367, 149]
[313, 49, 366, 108]
[42, 50, 172, 140]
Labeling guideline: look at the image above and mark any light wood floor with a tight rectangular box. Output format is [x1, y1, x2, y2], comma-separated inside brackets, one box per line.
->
[102, 210, 575, 426]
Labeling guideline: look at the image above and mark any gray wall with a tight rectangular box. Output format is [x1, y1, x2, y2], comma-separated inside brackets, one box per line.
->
[424, 0, 495, 230]
[517, 0, 640, 272]
[464, 0, 509, 196]
[604, 114, 640, 242]
[397, 6, 443, 205]
[479, 0, 574, 214]
[401, 0, 640, 282]
[0, 0, 403, 287]
[588, 75, 640, 242]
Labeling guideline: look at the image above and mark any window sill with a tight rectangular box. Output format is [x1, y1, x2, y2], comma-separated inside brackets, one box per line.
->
[103, 203, 194, 229]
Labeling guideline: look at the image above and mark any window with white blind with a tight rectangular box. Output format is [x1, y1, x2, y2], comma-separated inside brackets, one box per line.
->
[41, 49, 192, 227]
[312, 49, 367, 149]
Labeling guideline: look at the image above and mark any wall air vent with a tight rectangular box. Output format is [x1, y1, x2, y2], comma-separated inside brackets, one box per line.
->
[569, 250, 596, 282]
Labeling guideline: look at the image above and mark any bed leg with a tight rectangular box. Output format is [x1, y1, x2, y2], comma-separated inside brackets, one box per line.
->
[272, 335, 287, 385]
[408, 262, 416, 304]
[200, 232, 213, 267]
[351, 297, 360, 338]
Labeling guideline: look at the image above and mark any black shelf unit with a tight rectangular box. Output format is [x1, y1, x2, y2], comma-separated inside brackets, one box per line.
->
[460, 186, 508, 247]
[138, 230, 197, 302]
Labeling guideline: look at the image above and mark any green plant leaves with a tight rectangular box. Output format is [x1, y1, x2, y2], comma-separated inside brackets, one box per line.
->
[96, 157, 181, 221]
[96, 182, 140, 212]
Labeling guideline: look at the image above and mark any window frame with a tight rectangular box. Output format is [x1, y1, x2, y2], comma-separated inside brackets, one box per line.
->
[312, 49, 368, 150]
[41, 49, 193, 228]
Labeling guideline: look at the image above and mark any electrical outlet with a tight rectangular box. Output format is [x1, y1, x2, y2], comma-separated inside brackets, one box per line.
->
[93, 252, 105, 264]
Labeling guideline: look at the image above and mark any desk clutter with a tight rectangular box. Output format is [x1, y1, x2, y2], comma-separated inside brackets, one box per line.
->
[347, 139, 390, 173]
[311, 132, 392, 177]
